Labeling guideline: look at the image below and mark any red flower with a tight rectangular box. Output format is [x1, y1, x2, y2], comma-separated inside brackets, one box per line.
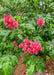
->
[19, 43, 24, 48]
[13, 41, 18, 47]
[19, 39, 42, 55]
[23, 39, 29, 44]
[37, 18, 44, 27]
[4, 14, 19, 29]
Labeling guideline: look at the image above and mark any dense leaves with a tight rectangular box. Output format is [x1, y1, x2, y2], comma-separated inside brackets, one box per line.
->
[0, 0, 54, 75]
[49, 45, 54, 59]
[0, 55, 18, 75]
[3, 62, 12, 75]
[23, 55, 44, 74]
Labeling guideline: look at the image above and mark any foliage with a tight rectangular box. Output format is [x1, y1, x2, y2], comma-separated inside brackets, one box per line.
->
[0, 0, 54, 75]
[23, 55, 44, 74]
[0, 55, 18, 75]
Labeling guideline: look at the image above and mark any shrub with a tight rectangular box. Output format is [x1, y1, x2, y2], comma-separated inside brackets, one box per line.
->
[0, 0, 54, 75]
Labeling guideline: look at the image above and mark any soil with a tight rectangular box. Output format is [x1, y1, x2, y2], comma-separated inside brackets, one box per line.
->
[46, 58, 54, 73]
[14, 52, 29, 75]
[14, 52, 54, 75]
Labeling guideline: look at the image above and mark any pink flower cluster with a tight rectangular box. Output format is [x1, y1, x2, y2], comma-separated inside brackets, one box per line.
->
[17, 11, 22, 16]
[37, 18, 44, 27]
[19, 39, 42, 55]
[13, 41, 18, 47]
[4, 14, 19, 29]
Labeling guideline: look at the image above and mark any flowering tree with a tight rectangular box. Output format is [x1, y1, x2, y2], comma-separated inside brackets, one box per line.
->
[0, 0, 54, 75]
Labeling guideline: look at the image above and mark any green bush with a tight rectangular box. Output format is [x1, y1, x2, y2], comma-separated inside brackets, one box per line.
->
[0, 0, 54, 75]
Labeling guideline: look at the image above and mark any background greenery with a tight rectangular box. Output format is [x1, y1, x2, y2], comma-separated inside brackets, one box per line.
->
[0, 0, 54, 75]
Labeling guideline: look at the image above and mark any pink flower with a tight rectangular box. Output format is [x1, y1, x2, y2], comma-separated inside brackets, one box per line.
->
[13, 41, 17, 47]
[38, 45, 42, 51]
[17, 11, 22, 16]
[37, 18, 44, 27]
[23, 44, 29, 52]
[19, 39, 42, 55]
[23, 39, 29, 44]
[22, 47, 27, 52]
[4, 14, 19, 29]
[19, 43, 24, 48]
[33, 49, 39, 54]
[28, 48, 33, 54]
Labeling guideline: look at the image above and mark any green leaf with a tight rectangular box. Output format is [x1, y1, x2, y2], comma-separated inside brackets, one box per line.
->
[49, 50, 54, 59]
[46, 56, 50, 61]
[34, 0, 37, 7]
[27, 63, 35, 75]
[0, 55, 18, 75]
[3, 62, 12, 75]
[23, 55, 36, 75]
[16, 16, 22, 23]
[3, 0, 9, 4]
[23, 55, 31, 64]
[9, 55, 18, 66]
[0, 63, 2, 69]
[0, 69, 4, 75]
[49, 46, 54, 59]
[52, 30, 54, 34]
[23, 55, 44, 74]
[18, 34, 23, 40]
[0, 30, 11, 41]
[36, 63, 44, 73]
[36, 57, 44, 74]
[44, 0, 47, 3]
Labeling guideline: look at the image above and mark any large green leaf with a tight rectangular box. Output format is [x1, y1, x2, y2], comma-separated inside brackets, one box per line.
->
[27, 63, 35, 75]
[3, 62, 12, 75]
[36, 57, 44, 74]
